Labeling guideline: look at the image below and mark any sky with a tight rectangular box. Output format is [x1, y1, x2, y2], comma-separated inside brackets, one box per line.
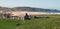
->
[0, 0, 60, 9]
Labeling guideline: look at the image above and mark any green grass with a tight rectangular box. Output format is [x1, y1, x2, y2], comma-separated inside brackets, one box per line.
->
[0, 18, 16, 29]
[0, 15, 60, 29]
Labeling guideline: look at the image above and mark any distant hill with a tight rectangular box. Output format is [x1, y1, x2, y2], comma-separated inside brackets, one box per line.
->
[0, 7, 60, 12]
[0, 7, 11, 11]
[12, 7, 60, 12]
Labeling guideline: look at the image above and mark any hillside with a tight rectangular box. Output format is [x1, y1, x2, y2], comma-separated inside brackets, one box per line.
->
[0, 7, 60, 12]
[0, 15, 60, 29]
[12, 7, 60, 12]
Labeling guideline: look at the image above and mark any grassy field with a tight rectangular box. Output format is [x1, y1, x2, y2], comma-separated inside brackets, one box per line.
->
[0, 15, 60, 29]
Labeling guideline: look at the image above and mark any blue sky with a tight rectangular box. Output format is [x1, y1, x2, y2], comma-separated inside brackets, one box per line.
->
[0, 0, 60, 9]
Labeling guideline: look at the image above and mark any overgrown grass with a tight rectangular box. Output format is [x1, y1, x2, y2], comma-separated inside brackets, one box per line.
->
[0, 15, 60, 29]
[0, 18, 16, 29]
[18, 18, 60, 29]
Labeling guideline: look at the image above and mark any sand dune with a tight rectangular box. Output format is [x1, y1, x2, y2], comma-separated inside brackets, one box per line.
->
[11, 11, 50, 16]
